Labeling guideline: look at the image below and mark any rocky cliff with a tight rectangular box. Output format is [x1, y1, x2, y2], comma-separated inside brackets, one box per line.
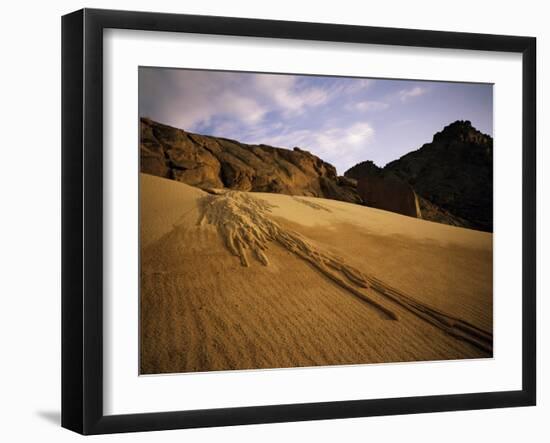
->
[140, 118, 361, 204]
[345, 120, 493, 231]
[355, 169, 421, 218]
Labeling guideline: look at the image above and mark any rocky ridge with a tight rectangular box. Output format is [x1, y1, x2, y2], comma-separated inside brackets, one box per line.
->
[141, 118, 492, 231]
[140, 117, 361, 204]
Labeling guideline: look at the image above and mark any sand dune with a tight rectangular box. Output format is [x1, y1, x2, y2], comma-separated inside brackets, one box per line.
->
[140, 173, 493, 374]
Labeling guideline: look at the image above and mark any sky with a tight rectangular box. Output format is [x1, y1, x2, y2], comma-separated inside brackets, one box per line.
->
[139, 67, 493, 175]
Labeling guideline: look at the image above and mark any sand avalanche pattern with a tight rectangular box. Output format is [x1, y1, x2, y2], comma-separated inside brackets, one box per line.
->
[197, 190, 492, 354]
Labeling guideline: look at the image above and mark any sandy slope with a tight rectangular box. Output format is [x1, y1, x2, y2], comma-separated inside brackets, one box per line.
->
[140, 173, 493, 374]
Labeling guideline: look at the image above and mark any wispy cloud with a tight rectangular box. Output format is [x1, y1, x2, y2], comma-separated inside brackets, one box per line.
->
[253, 75, 329, 116]
[140, 69, 344, 130]
[398, 86, 428, 102]
[351, 100, 390, 112]
[139, 69, 268, 130]
[327, 78, 372, 96]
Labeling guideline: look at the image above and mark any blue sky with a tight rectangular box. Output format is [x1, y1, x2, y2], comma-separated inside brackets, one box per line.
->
[139, 67, 493, 174]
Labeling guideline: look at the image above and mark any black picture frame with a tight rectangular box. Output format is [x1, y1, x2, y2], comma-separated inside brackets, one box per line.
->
[62, 8, 537, 435]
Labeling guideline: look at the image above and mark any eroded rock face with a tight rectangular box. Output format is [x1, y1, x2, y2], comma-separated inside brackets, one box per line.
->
[357, 174, 421, 218]
[140, 118, 361, 204]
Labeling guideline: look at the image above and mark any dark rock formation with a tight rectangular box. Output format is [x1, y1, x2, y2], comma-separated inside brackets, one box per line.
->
[345, 120, 493, 231]
[140, 118, 362, 204]
[416, 195, 472, 228]
[357, 173, 421, 218]
[385, 120, 493, 231]
[344, 160, 382, 181]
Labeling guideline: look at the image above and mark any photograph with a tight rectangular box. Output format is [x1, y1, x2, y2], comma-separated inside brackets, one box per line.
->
[138, 67, 494, 375]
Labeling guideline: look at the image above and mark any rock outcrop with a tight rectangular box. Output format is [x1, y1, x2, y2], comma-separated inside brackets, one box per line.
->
[140, 118, 361, 204]
[345, 160, 383, 181]
[345, 120, 493, 231]
[357, 173, 421, 218]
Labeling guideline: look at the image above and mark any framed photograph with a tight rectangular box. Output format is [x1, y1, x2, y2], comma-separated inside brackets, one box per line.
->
[61, 8, 536, 435]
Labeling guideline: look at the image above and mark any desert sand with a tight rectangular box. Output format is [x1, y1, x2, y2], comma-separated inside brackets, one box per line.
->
[140, 173, 493, 374]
